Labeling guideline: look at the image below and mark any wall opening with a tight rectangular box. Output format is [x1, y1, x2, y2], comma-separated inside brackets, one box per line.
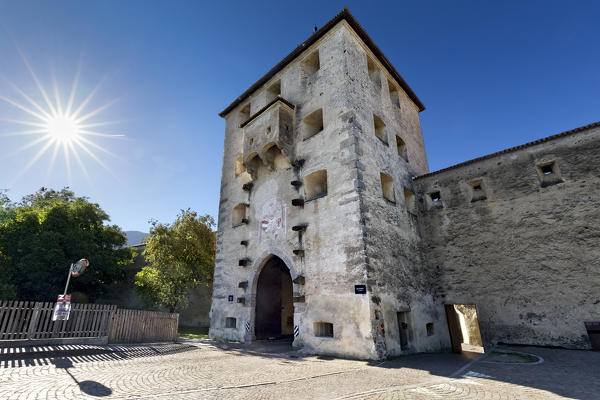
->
[232, 203, 248, 227]
[537, 161, 562, 187]
[469, 179, 487, 202]
[396, 311, 410, 351]
[303, 108, 324, 140]
[380, 172, 395, 203]
[404, 188, 416, 214]
[235, 156, 246, 177]
[429, 191, 441, 203]
[301, 50, 320, 78]
[367, 55, 380, 86]
[445, 304, 484, 354]
[304, 170, 328, 201]
[255, 255, 294, 340]
[239, 103, 250, 126]
[426, 322, 434, 336]
[314, 322, 334, 338]
[584, 322, 600, 351]
[396, 136, 408, 161]
[266, 80, 281, 103]
[388, 79, 400, 108]
[225, 317, 237, 328]
[373, 114, 388, 145]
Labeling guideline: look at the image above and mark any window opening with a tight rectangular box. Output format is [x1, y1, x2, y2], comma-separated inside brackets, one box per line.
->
[266, 80, 281, 102]
[367, 56, 380, 86]
[388, 78, 400, 108]
[235, 156, 246, 177]
[430, 191, 441, 202]
[397, 312, 410, 351]
[301, 50, 320, 78]
[232, 203, 248, 227]
[314, 322, 333, 338]
[469, 179, 487, 202]
[373, 114, 388, 145]
[396, 136, 407, 161]
[304, 170, 328, 201]
[380, 172, 395, 203]
[225, 317, 237, 328]
[239, 104, 250, 126]
[303, 108, 324, 140]
[404, 188, 416, 214]
[426, 323, 434, 336]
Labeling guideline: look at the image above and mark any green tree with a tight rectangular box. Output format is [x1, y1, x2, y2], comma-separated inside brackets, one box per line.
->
[0, 187, 132, 302]
[135, 209, 215, 313]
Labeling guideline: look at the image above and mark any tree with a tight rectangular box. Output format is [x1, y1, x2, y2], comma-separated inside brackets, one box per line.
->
[135, 209, 215, 313]
[0, 187, 132, 302]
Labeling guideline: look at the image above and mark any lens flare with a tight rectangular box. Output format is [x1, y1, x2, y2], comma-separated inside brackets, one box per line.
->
[0, 50, 124, 184]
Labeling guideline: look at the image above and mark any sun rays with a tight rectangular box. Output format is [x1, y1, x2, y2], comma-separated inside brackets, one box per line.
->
[0, 51, 124, 185]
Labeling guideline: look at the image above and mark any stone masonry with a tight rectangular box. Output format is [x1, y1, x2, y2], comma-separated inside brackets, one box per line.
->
[209, 8, 600, 359]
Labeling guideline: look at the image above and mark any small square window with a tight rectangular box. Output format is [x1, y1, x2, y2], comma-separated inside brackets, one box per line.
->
[373, 114, 388, 145]
[301, 50, 320, 79]
[314, 322, 333, 338]
[303, 108, 324, 140]
[536, 161, 563, 187]
[426, 323, 434, 336]
[469, 179, 487, 202]
[430, 191, 441, 202]
[225, 317, 236, 328]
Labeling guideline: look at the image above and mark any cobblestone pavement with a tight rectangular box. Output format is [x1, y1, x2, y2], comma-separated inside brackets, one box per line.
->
[0, 340, 598, 399]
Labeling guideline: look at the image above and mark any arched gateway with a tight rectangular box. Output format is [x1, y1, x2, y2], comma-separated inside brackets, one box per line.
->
[254, 255, 294, 339]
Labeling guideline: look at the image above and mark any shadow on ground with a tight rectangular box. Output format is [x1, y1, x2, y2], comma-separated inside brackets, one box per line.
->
[0, 342, 198, 368]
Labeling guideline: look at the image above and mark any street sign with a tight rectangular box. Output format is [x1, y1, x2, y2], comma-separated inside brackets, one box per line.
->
[354, 285, 367, 294]
[52, 294, 72, 321]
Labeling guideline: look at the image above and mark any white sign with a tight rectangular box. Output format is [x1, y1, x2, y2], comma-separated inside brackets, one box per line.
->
[259, 198, 286, 241]
[52, 294, 72, 321]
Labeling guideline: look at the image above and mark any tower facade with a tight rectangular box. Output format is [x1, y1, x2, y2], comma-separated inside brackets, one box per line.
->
[209, 9, 446, 359]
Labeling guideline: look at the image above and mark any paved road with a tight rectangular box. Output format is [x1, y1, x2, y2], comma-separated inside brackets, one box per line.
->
[0, 340, 598, 399]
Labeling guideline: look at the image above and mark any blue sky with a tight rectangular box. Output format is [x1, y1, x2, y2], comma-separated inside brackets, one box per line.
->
[0, 1, 598, 232]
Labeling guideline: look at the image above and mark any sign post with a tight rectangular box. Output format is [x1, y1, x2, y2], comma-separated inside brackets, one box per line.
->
[53, 258, 90, 321]
[52, 294, 72, 321]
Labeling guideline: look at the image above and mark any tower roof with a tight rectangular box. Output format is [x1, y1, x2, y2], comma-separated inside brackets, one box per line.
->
[219, 8, 425, 118]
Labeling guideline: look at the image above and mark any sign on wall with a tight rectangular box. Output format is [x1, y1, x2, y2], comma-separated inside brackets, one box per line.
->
[354, 285, 367, 294]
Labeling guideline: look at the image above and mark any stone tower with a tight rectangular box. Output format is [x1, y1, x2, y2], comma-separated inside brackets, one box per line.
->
[209, 9, 447, 359]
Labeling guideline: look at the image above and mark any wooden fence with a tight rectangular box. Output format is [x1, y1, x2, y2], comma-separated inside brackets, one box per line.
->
[0, 300, 178, 345]
[108, 309, 179, 344]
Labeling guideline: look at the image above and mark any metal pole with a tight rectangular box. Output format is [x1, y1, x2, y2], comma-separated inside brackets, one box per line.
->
[63, 263, 73, 295]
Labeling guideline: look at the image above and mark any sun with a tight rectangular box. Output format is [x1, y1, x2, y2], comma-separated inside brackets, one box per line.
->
[46, 114, 81, 144]
[0, 51, 124, 184]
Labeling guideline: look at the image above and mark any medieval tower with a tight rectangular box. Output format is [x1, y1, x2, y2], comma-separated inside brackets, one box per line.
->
[210, 9, 600, 359]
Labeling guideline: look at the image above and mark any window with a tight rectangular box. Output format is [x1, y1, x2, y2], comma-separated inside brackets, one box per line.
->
[235, 156, 246, 177]
[536, 161, 562, 187]
[314, 322, 333, 338]
[266, 80, 281, 103]
[302, 108, 324, 140]
[404, 188, 416, 214]
[239, 103, 250, 126]
[388, 79, 400, 108]
[373, 114, 388, 145]
[469, 179, 487, 202]
[225, 317, 236, 328]
[301, 50, 320, 78]
[367, 56, 380, 86]
[304, 170, 328, 201]
[396, 136, 408, 161]
[430, 191, 441, 202]
[426, 323, 434, 336]
[380, 172, 395, 203]
[232, 203, 248, 227]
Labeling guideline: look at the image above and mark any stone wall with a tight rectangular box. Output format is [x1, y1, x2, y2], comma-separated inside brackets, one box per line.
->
[414, 125, 600, 349]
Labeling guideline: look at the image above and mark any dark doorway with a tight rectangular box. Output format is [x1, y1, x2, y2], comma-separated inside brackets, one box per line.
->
[396, 311, 410, 351]
[585, 322, 600, 351]
[445, 304, 484, 353]
[255, 256, 294, 340]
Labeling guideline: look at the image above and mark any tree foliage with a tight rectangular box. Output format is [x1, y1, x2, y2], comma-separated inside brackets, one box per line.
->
[135, 209, 215, 313]
[0, 187, 132, 302]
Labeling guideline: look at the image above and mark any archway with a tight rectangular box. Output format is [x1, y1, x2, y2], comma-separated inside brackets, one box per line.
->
[255, 255, 294, 340]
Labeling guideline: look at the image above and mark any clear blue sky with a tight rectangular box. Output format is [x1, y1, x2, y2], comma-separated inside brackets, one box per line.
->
[0, 1, 598, 232]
